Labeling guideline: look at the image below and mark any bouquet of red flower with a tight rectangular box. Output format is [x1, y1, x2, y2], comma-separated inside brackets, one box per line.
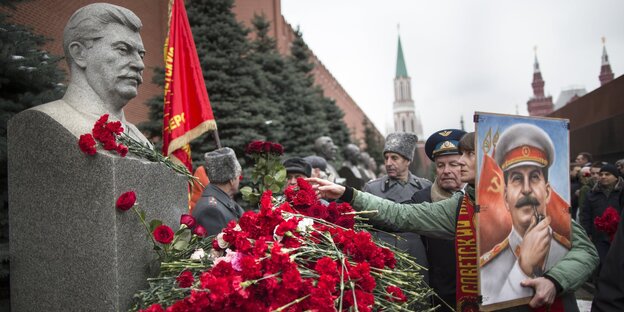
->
[78, 114, 196, 183]
[132, 178, 433, 311]
[240, 140, 287, 206]
[594, 206, 621, 242]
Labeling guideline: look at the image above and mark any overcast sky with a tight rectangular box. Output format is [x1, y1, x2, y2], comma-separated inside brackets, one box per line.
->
[281, 0, 624, 138]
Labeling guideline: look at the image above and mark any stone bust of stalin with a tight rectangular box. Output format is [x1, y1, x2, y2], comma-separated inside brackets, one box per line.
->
[33, 3, 150, 145]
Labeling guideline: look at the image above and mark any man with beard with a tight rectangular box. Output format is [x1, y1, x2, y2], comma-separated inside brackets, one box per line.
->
[479, 124, 571, 305]
[310, 131, 597, 311]
[409, 129, 466, 311]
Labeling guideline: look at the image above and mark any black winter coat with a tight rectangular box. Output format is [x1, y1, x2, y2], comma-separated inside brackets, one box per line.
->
[579, 178, 623, 264]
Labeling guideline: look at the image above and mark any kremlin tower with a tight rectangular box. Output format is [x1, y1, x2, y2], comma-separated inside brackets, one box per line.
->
[527, 48, 554, 116]
[392, 35, 423, 140]
[599, 37, 614, 86]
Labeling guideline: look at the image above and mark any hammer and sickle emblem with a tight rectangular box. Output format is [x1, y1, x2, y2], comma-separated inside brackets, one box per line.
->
[487, 175, 503, 193]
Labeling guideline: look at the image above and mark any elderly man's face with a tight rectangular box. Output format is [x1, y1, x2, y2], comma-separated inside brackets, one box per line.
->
[384, 152, 410, 180]
[435, 154, 462, 191]
[617, 163, 624, 175]
[504, 165, 551, 237]
[84, 23, 145, 107]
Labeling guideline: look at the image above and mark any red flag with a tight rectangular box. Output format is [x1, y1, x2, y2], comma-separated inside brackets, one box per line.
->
[477, 153, 512, 255]
[546, 188, 571, 243]
[162, 0, 216, 172]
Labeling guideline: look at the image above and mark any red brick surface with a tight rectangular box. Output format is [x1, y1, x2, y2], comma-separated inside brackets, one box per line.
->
[4, 0, 382, 144]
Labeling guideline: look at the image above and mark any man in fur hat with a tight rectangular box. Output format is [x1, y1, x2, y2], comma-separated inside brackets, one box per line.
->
[362, 132, 431, 282]
[193, 148, 244, 236]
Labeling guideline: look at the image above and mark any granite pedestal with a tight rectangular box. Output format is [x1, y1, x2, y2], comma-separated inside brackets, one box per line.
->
[8, 110, 187, 311]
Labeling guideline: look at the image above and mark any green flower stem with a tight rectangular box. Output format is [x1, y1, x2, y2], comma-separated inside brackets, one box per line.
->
[240, 272, 281, 288]
[349, 281, 360, 312]
[132, 206, 163, 258]
[272, 294, 310, 312]
[118, 133, 198, 185]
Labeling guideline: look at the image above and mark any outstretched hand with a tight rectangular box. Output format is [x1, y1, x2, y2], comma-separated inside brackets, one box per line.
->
[306, 178, 346, 200]
[520, 277, 556, 308]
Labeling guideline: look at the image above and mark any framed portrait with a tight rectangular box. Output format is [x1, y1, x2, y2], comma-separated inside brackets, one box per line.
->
[475, 112, 571, 310]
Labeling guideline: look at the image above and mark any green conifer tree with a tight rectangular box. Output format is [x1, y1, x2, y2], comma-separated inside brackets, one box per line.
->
[248, 14, 287, 144]
[0, 10, 66, 279]
[282, 28, 351, 157]
[363, 119, 384, 166]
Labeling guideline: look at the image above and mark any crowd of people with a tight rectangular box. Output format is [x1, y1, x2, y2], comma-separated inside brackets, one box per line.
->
[189, 131, 623, 311]
[569, 152, 624, 310]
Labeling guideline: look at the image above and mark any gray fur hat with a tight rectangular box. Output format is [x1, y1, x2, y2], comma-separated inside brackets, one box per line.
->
[384, 132, 418, 161]
[204, 147, 241, 184]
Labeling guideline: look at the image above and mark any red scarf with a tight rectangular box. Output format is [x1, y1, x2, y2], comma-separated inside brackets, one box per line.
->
[455, 195, 479, 311]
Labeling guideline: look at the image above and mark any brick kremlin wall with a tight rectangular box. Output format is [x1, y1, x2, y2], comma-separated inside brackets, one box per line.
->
[4, 0, 383, 146]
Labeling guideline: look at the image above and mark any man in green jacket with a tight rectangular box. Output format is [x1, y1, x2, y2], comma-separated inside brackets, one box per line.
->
[309, 132, 598, 311]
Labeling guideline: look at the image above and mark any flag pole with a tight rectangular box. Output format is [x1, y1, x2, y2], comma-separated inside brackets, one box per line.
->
[213, 131, 222, 149]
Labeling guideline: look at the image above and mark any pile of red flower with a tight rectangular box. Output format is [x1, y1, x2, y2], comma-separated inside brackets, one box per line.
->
[595, 206, 621, 242]
[78, 114, 128, 157]
[136, 178, 429, 312]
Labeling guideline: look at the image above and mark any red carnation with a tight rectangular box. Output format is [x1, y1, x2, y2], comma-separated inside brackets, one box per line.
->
[116, 191, 136, 211]
[344, 289, 375, 312]
[275, 218, 299, 236]
[271, 143, 284, 155]
[180, 214, 196, 228]
[176, 270, 194, 288]
[105, 120, 124, 135]
[315, 257, 339, 277]
[78, 133, 97, 155]
[595, 207, 621, 241]
[245, 141, 264, 155]
[153, 225, 174, 244]
[116, 144, 128, 157]
[386, 285, 407, 302]
[260, 190, 273, 210]
[193, 224, 207, 237]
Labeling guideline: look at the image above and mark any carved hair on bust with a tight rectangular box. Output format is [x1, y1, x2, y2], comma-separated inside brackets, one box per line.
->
[63, 3, 142, 68]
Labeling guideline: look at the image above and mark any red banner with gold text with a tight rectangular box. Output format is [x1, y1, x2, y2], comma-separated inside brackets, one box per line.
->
[162, 0, 216, 171]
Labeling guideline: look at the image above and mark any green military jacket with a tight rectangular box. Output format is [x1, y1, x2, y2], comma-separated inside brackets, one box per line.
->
[349, 186, 598, 296]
